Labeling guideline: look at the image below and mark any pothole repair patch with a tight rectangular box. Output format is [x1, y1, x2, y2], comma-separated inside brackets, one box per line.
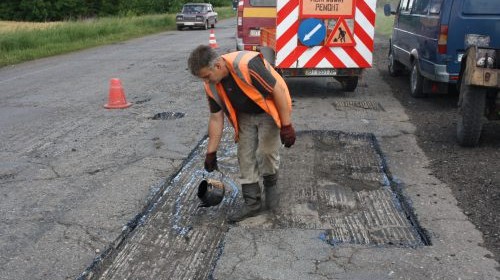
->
[333, 100, 384, 111]
[89, 130, 426, 280]
[150, 111, 185, 120]
[276, 131, 425, 246]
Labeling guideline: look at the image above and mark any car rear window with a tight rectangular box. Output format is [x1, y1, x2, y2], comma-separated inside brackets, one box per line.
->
[462, 0, 500, 15]
[428, 0, 443, 14]
[182, 5, 207, 13]
[250, 0, 276, 7]
[411, 0, 443, 15]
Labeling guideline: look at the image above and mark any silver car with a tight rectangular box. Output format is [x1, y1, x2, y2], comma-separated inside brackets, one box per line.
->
[176, 3, 218, 30]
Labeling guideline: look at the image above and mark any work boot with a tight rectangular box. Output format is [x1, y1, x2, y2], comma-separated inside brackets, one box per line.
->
[264, 173, 279, 211]
[227, 183, 262, 223]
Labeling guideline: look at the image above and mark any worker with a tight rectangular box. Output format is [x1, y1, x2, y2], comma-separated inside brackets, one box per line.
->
[187, 45, 295, 222]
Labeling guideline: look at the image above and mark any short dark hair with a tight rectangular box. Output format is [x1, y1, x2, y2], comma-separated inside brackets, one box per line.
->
[187, 45, 218, 76]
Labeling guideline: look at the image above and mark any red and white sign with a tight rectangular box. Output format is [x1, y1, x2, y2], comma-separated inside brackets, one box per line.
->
[325, 18, 355, 47]
[275, 0, 376, 69]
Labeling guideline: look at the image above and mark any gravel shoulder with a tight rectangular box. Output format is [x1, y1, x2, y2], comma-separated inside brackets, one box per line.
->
[374, 35, 500, 264]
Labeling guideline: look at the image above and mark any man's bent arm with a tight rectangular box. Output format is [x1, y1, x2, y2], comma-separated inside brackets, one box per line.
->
[272, 82, 292, 126]
[207, 111, 224, 153]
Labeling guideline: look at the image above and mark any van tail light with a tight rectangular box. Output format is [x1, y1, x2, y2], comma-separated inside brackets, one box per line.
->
[438, 25, 448, 54]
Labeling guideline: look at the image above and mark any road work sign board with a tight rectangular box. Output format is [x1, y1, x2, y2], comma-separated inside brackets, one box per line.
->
[325, 18, 355, 46]
[298, 18, 326, 47]
[275, 0, 376, 69]
[301, 0, 355, 18]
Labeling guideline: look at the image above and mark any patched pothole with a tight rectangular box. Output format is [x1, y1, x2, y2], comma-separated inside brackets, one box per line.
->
[333, 100, 384, 111]
[134, 98, 151, 104]
[150, 112, 185, 120]
[86, 130, 428, 280]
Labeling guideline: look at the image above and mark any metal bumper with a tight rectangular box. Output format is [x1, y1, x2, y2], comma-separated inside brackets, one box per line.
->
[176, 21, 204, 27]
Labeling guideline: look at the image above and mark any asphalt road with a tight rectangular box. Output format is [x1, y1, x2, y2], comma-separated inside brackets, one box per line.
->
[0, 18, 499, 280]
[0, 19, 238, 280]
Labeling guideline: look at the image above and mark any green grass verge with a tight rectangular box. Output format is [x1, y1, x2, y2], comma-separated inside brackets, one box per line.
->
[0, 6, 235, 68]
[375, 7, 395, 37]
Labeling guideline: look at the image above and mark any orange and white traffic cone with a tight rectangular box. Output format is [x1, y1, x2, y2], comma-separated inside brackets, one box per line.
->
[104, 78, 132, 109]
[209, 29, 219, 49]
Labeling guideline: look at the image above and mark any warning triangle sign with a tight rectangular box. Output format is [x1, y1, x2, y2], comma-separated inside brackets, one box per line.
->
[325, 18, 355, 47]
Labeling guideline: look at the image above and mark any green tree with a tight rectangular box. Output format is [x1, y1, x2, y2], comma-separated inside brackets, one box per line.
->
[99, 0, 120, 16]
[0, 0, 231, 21]
[19, 0, 51, 21]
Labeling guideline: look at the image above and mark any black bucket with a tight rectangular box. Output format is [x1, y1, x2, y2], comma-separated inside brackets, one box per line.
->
[197, 179, 225, 207]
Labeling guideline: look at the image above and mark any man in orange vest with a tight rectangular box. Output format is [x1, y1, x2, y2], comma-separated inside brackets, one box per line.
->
[188, 45, 296, 222]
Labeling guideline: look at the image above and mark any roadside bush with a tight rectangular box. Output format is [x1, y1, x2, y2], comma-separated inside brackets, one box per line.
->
[0, 0, 232, 21]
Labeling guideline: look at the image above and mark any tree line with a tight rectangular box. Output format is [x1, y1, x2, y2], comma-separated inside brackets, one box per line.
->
[0, 0, 230, 22]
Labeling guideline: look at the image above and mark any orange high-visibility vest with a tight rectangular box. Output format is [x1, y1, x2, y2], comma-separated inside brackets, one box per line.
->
[204, 51, 291, 141]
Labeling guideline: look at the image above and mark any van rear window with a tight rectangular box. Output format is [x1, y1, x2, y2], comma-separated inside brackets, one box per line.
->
[462, 0, 500, 15]
[250, 0, 276, 7]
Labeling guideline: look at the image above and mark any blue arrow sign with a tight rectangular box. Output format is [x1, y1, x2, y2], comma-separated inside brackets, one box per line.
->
[298, 18, 326, 47]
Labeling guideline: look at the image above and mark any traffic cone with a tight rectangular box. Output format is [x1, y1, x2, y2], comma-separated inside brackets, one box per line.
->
[104, 78, 132, 109]
[209, 29, 219, 49]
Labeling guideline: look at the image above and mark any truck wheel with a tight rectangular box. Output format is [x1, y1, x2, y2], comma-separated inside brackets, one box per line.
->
[410, 61, 425, 98]
[456, 79, 486, 147]
[339, 76, 358, 92]
[388, 47, 404, 76]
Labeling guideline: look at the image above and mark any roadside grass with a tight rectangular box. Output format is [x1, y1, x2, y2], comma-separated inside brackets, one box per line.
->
[375, 7, 395, 37]
[0, 21, 63, 32]
[0, 6, 235, 67]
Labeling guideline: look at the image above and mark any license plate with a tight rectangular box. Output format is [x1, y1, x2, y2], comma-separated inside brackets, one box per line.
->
[184, 22, 194, 26]
[249, 29, 260, 37]
[465, 34, 490, 48]
[304, 69, 337, 76]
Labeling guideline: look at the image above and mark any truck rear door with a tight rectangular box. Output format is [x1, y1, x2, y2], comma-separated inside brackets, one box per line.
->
[237, 0, 276, 51]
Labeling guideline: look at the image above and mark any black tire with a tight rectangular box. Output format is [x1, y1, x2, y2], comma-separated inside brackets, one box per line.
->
[456, 78, 486, 147]
[388, 47, 404, 76]
[339, 76, 358, 92]
[176, 26, 182, 31]
[410, 60, 425, 98]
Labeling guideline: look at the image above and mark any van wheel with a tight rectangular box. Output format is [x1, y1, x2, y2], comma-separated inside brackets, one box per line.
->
[456, 78, 486, 147]
[388, 48, 404, 76]
[410, 61, 425, 98]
